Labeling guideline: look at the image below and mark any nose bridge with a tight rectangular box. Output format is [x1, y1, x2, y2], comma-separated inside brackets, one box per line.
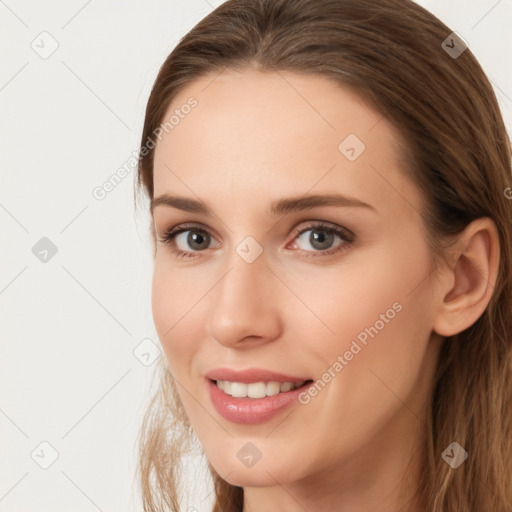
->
[208, 243, 281, 346]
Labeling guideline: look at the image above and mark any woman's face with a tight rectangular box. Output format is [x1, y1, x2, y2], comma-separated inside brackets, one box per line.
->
[151, 70, 444, 492]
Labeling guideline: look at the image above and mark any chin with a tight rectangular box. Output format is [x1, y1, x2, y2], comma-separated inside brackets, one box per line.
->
[209, 453, 305, 488]
[222, 467, 288, 488]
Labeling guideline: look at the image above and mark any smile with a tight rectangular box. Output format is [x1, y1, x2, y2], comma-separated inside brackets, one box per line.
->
[215, 379, 306, 399]
[207, 378, 314, 425]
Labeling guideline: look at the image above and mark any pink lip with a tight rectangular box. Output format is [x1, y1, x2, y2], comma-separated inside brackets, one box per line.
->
[204, 367, 310, 384]
[205, 372, 313, 425]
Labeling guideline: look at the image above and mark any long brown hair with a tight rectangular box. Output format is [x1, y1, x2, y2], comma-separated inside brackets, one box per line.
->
[134, 0, 512, 510]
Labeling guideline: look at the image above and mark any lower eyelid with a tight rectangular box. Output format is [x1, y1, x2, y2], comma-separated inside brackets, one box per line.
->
[290, 233, 351, 258]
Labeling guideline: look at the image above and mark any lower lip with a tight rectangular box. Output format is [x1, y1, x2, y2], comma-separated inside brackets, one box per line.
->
[207, 379, 312, 425]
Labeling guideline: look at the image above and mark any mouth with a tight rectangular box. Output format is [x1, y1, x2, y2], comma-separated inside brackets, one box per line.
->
[210, 378, 314, 399]
[207, 376, 315, 424]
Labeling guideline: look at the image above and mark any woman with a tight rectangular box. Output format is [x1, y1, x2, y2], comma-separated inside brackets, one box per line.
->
[135, 0, 512, 510]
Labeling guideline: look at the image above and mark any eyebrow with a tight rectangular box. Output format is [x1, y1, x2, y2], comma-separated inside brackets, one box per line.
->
[150, 192, 376, 217]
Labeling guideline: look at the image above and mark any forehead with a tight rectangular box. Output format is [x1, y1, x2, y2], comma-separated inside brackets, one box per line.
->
[152, 69, 416, 216]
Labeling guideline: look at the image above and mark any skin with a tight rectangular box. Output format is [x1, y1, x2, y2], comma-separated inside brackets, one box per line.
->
[150, 69, 498, 512]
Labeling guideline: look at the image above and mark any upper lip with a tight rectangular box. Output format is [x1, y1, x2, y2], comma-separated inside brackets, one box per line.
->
[205, 367, 311, 384]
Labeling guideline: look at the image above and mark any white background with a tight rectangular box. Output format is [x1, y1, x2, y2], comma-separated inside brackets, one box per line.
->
[1, 1, 511, 511]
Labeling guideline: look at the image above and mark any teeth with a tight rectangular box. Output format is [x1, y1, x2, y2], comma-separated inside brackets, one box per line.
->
[280, 382, 294, 392]
[216, 380, 306, 398]
[266, 382, 281, 396]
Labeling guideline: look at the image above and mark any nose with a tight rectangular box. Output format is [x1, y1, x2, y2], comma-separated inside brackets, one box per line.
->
[207, 249, 282, 349]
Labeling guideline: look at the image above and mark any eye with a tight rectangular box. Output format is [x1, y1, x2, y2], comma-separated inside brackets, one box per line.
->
[288, 222, 354, 259]
[174, 230, 212, 251]
[157, 221, 354, 260]
[157, 223, 218, 259]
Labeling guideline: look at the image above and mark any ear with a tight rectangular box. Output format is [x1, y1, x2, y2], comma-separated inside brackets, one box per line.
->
[433, 217, 500, 337]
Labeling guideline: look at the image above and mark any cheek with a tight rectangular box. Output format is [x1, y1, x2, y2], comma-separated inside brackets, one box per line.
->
[297, 237, 435, 396]
[151, 259, 201, 377]
[299, 239, 432, 349]
[310, 240, 435, 407]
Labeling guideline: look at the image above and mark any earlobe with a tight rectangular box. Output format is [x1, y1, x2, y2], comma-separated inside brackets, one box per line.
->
[433, 218, 500, 337]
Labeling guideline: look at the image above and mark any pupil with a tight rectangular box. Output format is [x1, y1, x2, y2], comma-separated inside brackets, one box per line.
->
[189, 231, 208, 249]
[311, 230, 333, 250]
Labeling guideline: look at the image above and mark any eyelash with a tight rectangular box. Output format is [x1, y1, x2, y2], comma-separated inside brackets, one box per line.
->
[157, 221, 355, 260]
